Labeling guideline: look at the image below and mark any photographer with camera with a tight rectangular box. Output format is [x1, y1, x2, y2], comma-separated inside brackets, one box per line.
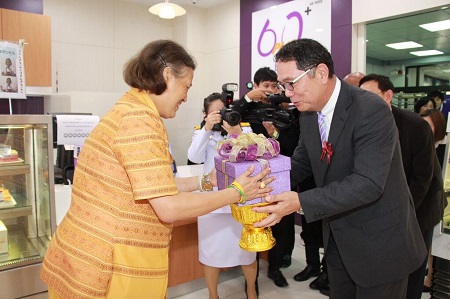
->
[187, 92, 258, 299]
[233, 67, 278, 137]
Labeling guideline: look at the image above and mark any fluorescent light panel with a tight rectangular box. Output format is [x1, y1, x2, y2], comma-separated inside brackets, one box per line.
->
[386, 41, 423, 50]
[419, 19, 450, 32]
[410, 50, 444, 56]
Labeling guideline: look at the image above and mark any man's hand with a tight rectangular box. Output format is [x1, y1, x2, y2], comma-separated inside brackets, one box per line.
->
[246, 89, 270, 104]
[262, 121, 278, 138]
[252, 191, 300, 227]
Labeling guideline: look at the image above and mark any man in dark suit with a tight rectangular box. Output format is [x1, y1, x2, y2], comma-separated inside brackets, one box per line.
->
[360, 74, 447, 299]
[253, 38, 427, 299]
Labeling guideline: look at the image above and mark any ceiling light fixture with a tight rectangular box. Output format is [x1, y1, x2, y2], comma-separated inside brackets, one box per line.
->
[419, 19, 450, 32]
[410, 50, 444, 57]
[149, 0, 186, 19]
[386, 41, 423, 50]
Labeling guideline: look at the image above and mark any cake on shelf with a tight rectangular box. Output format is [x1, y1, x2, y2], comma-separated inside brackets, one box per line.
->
[0, 149, 19, 163]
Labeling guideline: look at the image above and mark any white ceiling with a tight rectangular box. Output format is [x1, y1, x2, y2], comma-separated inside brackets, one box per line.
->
[366, 7, 450, 62]
[120, 0, 229, 9]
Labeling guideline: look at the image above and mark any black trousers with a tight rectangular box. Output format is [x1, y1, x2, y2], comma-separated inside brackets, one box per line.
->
[268, 212, 295, 272]
[327, 232, 407, 299]
[300, 214, 327, 271]
[406, 228, 433, 299]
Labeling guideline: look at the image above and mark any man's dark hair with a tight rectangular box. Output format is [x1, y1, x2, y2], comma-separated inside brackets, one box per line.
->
[253, 67, 277, 84]
[359, 74, 394, 92]
[274, 38, 334, 78]
[427, 90, 444, 102]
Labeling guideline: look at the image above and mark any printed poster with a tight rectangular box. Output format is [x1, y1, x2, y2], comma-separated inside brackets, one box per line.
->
[0, 41, 26, 99]
[251, 0, 331, 76]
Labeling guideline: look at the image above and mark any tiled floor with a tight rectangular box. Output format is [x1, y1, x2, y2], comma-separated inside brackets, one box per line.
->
[170, 227, 432, 299]
[28, 227, 431, 299]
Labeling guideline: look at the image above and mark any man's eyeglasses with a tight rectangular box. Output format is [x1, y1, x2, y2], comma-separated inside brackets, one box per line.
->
[277, 69, 312, 92]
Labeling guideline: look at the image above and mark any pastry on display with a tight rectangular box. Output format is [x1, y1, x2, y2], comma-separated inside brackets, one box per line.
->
[0, 149, 19, 163]
[0, 188, 12, 202]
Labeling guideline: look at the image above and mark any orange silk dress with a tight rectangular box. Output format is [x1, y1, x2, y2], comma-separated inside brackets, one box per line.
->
[41, 88, 178, 299]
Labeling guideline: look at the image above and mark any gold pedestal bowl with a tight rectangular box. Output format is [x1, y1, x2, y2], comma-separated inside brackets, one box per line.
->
[230, 202, 276, 252]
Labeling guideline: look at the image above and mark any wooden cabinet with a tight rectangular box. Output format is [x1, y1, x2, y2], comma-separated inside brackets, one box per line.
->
[0, 9, 51, 87]
[168, 218, 204, 287]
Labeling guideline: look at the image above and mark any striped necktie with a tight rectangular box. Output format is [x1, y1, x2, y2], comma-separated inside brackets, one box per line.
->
[318, 112, 327, 146]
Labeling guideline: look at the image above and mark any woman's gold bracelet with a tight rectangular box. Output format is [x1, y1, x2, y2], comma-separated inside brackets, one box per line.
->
[228, 181, 246, 204]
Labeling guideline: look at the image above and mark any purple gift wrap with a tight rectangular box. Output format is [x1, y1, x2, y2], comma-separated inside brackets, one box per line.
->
[214, 155, 291, 206]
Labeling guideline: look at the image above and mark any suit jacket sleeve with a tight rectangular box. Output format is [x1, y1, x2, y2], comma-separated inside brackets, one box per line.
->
[232, 96, 251, 116]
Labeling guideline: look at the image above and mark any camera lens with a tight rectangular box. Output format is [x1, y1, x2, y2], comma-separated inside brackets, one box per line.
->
[224, 110, 241, 126]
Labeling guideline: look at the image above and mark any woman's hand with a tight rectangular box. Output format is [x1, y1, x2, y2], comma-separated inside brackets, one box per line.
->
[209, 168, 217, 187]
[204, 110, 222, 131]
[233, 165, 274, 202]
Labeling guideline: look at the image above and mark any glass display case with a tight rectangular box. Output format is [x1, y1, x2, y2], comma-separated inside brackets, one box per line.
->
[0, 115, 55, 298]
[430, 122, 450, 298]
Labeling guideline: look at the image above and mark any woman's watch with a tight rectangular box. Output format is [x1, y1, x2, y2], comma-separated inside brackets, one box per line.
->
[199, 173, 213, 192]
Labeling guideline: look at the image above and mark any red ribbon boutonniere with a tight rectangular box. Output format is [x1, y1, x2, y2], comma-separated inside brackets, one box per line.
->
[320, 141, 333, 164]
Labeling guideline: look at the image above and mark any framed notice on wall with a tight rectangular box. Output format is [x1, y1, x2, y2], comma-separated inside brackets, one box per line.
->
[0, 41, 26, 99]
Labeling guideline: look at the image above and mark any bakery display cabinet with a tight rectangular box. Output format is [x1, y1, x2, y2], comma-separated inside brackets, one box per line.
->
[0, 115, 55, 298]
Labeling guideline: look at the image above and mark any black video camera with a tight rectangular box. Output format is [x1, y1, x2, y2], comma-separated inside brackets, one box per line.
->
[212, 108, 242, 131]
[255, 92, 297, 129]
[266, 93, 291, 105]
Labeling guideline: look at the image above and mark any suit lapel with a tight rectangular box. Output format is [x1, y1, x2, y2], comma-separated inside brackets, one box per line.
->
[317, 81, 351, 186]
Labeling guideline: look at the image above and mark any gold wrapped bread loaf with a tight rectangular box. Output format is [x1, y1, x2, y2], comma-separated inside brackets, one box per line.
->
[0, 188, 12, 202]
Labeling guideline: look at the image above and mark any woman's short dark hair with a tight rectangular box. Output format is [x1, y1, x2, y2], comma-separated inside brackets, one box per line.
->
[421, 108, 446, 142]
[274, 38, 334, 78]
[203, 92, 223, 113]
[414, 96, 436, 113]
[123, 40, 196, 95]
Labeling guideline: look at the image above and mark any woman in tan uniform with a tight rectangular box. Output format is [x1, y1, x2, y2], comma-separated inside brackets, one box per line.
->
[40, 40, 272, 299]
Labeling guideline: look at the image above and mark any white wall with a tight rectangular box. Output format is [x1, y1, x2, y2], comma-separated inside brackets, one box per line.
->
[43, 0, 241, 166]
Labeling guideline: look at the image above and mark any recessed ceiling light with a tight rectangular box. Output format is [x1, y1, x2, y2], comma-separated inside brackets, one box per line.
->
[410, 50, 444, 56]
[386, 41, 423, 50]
[419, 19, 450, 32]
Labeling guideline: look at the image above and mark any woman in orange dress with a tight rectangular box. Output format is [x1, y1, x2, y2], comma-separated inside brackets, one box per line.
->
[40, 40, 273, 299]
